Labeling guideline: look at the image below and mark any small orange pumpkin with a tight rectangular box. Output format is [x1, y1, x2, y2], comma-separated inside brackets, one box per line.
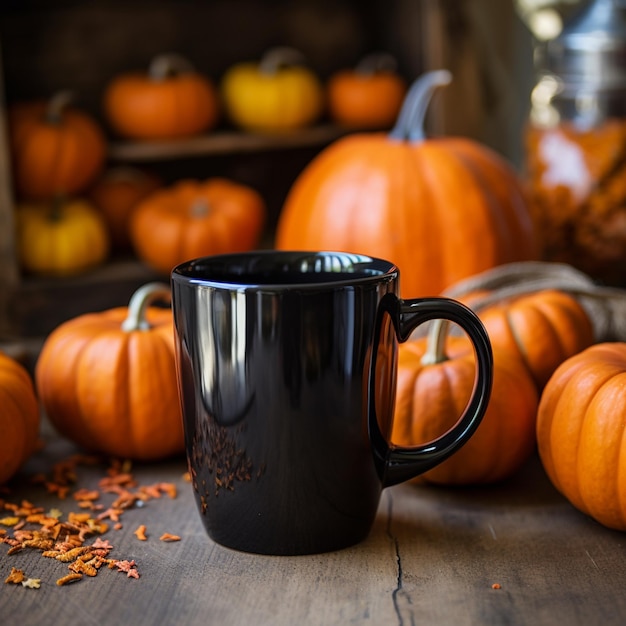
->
[537, 343, 626, 531]
[89, 167, 161, 250]
[462, 289, 594, 391]
[276, 70, 536, 298]
[35, 283, 183, 461]
[8, 91, 106, 200]
[327, 53, 407, 129]
[104, 54, 219, 139]
[392, 321, 538, 485]
[0, 351, 40, 485]
[130, 177, 266, 275]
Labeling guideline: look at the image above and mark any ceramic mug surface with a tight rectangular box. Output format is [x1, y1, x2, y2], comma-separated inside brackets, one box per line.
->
[171, 250, 492, 555]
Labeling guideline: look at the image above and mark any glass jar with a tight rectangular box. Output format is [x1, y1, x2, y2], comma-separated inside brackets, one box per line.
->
[525, 0, 626, 285]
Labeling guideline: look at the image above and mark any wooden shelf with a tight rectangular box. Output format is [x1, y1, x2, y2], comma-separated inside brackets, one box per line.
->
[108, 125, 354, 162]
[5, 258, 163, 341]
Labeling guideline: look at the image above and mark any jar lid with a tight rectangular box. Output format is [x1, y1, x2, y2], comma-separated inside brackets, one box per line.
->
[540, 0, 626, 89]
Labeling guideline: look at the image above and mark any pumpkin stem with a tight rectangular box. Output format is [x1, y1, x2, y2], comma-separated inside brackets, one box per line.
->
[389, 69, 452, 142]
[121, 282, 171, 332]
[47, 196, 67, 223]
[190, 198, 210, 218]
[421, 318, 451, 366]
[354, 52, 397, 76]
[45, 90, 74, 125]
[149, 53, 195, 81]
[259, 47, 306, 74]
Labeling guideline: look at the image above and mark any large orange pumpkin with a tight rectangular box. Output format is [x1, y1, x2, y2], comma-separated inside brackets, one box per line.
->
[276, 70, 536, 298]
[104, 54, 219, 140]
[392, 321, 538, 484]
[35, 283, 183, 461]
[0, 351, 40, 485]
[130, 177, 266, 275]
[8, 91, 106, 200]
[537, 343, 626, 531]
[327, 53, 407, 129]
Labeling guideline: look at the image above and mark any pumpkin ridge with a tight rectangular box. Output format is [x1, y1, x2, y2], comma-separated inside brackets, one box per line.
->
[565, 362, 618, 509]
[449, 138, 535, 259]
[503, 307, 535, 376]
[416, 144, 495, 287]
[617, 419, 626, 526]
[447, 143, 510, 262]
[36, 326, 93, 447]
[0, 374, 38, 475]
[76, 331, 131, 451]
[578, 372, 626, 524]
[127, 329, 180, 459]
[405, 145, 445, 292]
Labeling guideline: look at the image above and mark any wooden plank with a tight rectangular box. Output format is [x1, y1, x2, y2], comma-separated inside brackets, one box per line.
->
[108, 125, 353, 162]
[4, 259, 162, 340]
[2, 420, 626, 626]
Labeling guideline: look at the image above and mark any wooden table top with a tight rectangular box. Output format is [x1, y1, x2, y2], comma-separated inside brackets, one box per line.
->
[2, 419, 626, 626]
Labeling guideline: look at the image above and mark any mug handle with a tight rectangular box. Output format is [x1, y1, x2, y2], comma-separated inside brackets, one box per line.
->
[369, 293, 493, 488]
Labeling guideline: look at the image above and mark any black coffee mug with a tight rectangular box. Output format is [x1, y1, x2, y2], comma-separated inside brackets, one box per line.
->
[171, 251, 492, 555]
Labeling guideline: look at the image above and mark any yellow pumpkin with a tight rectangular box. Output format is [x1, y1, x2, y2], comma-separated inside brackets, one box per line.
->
[16, 198, 110, 276]
[221, 47, 324, 131]
[0, 351, 40, 485]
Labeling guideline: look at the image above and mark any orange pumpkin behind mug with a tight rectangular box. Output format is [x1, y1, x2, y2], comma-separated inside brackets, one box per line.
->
[327, 52, 407, 129]
[276, 70, 537, 298]
[130, 178, 266, 275]
[104, 53, 219, 140]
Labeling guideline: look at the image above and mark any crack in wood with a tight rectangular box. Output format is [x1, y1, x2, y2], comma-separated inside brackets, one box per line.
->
[387, 494, 416, 626]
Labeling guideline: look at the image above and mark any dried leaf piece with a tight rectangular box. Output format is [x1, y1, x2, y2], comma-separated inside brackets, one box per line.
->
[91, 538, 113, 551]
[159, 533, 181, 542]
[69, 559, 98, 577]
[72, 489, 100, 502]
[56, 572, 83, 586]
[134, 525, 148, 541]
[5, 567, 25, 584]
[55, 546, 90, 562]
[0, 516, 20, 526]
[22, 578, 41, 589]
[113, 559, 140, 578]
[159, 482, 177, 499]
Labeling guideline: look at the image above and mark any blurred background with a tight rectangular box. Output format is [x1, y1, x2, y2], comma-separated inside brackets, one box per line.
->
[0, 0, 590, 344]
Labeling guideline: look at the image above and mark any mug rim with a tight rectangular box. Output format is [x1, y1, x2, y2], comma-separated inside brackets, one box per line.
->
[171, 250, 399, 290]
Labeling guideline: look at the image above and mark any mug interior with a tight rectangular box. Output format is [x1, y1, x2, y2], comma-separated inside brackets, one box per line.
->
[172, 251, 397, 287]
